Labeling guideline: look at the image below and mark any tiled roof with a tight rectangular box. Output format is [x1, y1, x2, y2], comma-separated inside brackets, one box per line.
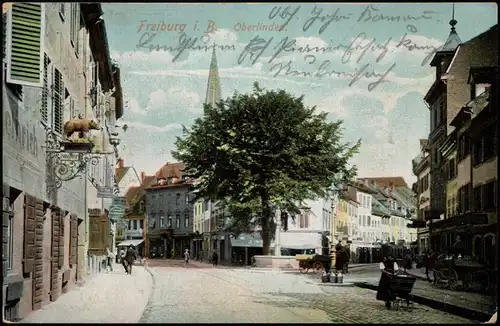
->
[155, 162, 186, 179]
[115, 167, 130, 183]
[359, 177, 408, 188]
[125, 175, 156, 204]
[125, 186, 141, 204]
[372, 197, 391, 216]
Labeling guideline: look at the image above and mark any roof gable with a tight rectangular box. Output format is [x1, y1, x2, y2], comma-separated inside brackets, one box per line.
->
[155, 162, 186, 179]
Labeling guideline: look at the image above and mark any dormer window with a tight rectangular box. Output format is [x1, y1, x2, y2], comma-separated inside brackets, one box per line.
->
[471, 83, 490, 99]
[139, 201, 144, 213]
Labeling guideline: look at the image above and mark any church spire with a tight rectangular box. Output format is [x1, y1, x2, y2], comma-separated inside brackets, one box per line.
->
[205, 43, 222, 107]
[441, 3, 461, 51]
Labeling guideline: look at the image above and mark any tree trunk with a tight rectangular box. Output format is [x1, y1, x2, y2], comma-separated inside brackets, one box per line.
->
[260, 189, 272, 256]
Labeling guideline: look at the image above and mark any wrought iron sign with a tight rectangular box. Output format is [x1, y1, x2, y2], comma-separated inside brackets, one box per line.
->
[45, 130, 113, 189]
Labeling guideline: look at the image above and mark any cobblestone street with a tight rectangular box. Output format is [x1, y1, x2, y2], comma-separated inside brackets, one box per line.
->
[140, 260, 476, 323]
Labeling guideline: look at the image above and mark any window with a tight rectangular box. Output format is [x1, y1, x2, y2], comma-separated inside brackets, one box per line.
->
[184, 214, 189, 228]
[59, 3, 65, 21]
[475, 182, 496, 212]
[140, 219, 144, 230]
[128, 220, 132, 230]
[473, 124, 496, 166]
[176, 214, 181, 228]
[176, 193, 180, 205]
[52, 68, 64, 134]
[139, 201, 144, 213]
[362, 215, 366, 226]
[185, 194, 189, 205]
[367, 216, 371, 227]
[160, 216, 165, 228]
[458, 136, 471, 161]
[70, 4, 81, 56]
[5, 212, 13, 272]
[471, 83, 489, 99]
[5, 3, 44, 88]
[458, 183, 471, 213]
[167, 216, 172, 227]
[133, 220, 138, 230]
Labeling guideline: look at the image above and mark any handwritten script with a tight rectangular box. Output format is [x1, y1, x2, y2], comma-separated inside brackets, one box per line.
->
[134, 4, 443, 91]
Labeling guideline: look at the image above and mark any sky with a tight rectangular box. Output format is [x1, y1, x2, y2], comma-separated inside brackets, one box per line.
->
[103, 2, 498, 185]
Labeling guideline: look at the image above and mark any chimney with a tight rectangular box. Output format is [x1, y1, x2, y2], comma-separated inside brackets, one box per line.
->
[117, 159, 124, 169]
[140, 172, 145, 184]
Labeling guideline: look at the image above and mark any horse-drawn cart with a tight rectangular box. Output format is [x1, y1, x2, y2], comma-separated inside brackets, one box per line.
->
[296, 254, 330, 275]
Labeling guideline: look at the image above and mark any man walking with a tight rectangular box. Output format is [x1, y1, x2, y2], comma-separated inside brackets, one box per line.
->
[184, 249, 190, 267]
[124, 245, 137, 275]
[106, 247, 115, 272]
[120, 247, 127, 273]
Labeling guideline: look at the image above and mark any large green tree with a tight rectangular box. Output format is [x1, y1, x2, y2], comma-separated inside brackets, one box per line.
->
[173, 83, 360, 255]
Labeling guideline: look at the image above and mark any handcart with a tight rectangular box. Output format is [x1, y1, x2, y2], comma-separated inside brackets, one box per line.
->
[388, 272, 417, 311]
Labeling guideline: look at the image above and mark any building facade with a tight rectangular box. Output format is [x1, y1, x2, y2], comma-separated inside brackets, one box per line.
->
[432, 24, 498, 266]
[412, 140, 431, 253]
[146, 162, 194, 258]
[2, 3, 122, 321]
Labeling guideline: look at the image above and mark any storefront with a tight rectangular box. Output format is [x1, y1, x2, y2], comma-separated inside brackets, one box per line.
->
[430, 212, 489, 258]
[117, 239, 145, 259]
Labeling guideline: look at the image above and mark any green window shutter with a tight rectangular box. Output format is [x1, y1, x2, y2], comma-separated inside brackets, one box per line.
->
[41, 53, 50, 123]
[6, 3, 44, 87]
[2, 13, 6, 59]
[53, 68, 64, 134]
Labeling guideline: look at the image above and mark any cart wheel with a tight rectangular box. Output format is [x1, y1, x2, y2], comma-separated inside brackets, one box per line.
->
[394, 301, 399, 311]
[407, 302, 413, 312]
[299, 266, 308, 274]
[449, 279, 460, 291]
[313, 262, 324, 274]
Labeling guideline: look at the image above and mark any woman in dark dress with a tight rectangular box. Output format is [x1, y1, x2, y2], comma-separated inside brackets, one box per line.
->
[376, 255, 399, 308]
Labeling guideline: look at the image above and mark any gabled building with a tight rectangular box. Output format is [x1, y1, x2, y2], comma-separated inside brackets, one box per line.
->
[2, 3, 122, 321]
[117, 173, 155, 257]
[432, 24, 498, 266]
[114, 159, 141, 196]
[146, 162, 195, 258]
[411, 139, 431, 253]
[423, 15, 462, 251]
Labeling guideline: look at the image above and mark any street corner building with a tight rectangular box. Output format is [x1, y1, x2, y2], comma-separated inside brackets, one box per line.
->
[411, 20, 498, 266]
[3, 3, 124, 321]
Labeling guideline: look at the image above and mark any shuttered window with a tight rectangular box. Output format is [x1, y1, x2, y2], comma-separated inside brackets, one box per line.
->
[70, 97, 76, 119]
[6, 3, 44, 87]
[59, 3, 65, 21]
[40, 54, 50, 123]
[70, 4, 80, 56]
[2, 13, 6, 59]
[53, 68, 64, 134]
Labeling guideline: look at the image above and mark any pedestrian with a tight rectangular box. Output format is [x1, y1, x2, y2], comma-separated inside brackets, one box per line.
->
[120, 248, 127, 273]
[199, 249, 204, 263]
[184, 249, 190, 267]
[124, 245, 137, 275]
[376, 255, 399, 308]
[106, 247, 115, 272]
[212, 251, 218, 266]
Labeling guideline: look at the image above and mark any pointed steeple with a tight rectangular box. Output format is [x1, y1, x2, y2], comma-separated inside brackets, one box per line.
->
[441, 3, 461, 51]
[205, 43, 222, 107]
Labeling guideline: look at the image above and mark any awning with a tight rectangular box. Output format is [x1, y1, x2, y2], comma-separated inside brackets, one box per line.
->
[230, 233, 274, 248]
[282, 244, 316, 250]
[117, 239, 144, 247]
[431, 213, 488, 229]
[407, 220, 427, 228]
